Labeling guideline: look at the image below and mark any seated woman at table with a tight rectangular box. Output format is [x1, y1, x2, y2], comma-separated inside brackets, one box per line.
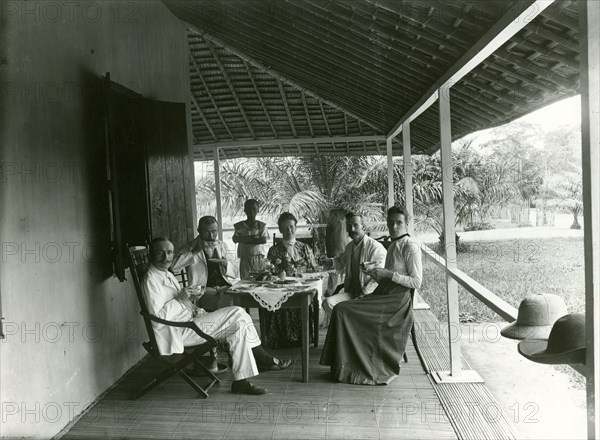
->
[259, 212, 317, 348]
[320, 205, 422, 385]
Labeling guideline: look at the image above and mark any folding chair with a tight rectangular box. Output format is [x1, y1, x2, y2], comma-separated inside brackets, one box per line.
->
[127, 245, 220, 399]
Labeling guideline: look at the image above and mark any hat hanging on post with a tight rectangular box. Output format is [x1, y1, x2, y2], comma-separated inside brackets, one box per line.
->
[501, 293, 568, 340]
[518, 313, 586, 365]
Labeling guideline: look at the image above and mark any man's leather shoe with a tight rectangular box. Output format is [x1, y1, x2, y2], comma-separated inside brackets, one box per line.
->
[259, 357, 293, 371]
[231, 380, 267, 395]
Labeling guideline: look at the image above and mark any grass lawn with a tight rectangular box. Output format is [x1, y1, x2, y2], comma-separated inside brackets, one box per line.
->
[419, 236, 587, 389]
[419, 236, 585, 323]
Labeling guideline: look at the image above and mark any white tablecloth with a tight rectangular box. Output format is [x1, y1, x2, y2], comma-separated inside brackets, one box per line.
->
[229, 276, 324, 311]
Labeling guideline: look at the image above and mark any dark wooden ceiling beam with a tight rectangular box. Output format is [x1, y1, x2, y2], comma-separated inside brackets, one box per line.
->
[492, 49, 575, 90]
[204, 6, 432, 99]
[369, 0, 479, 47]
[206, 42, 257, 140]
[189, 54, 234, 139]
[243, 60, 278, 138]
[359, 0, 463, 55]
[300, 0, 455, 70]
[190, 93, 218, 141]
[482, 60, 555, 93]
[277, 80, 298, 143]
[189, 27, 384, 133]
[510, 34, 579, 69]
[301, 91, 319, 155]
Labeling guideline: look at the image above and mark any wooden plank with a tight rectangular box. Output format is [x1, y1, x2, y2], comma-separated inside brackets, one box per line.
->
[580, 1, 600, 438]
[402, 121, 414, 235]
[195, 135, 385, 150]
[387, 0, 554, 140]
[386, 137, 394, 207]
[213, 146, 223, 241]
[439, 84, 461, 376]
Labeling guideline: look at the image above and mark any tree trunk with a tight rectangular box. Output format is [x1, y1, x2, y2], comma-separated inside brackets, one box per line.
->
[326, 208, 350, 257]
[570, 212, 581, 229]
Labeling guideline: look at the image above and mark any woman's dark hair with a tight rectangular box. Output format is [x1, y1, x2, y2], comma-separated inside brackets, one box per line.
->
[387, 205, 411, 223]
[277, 212, 298, 228]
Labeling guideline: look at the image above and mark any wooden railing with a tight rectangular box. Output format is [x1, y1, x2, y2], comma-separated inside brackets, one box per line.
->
[420, 242, 587, 377]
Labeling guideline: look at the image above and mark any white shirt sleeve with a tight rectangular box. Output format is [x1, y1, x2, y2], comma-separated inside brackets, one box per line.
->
[390, 240, 422, 290]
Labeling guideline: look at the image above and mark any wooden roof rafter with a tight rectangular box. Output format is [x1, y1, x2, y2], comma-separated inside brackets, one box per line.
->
[206, 42, 257, 141]
[243, 60, 278, 138]
[190, 93, 217, 142]
[166, 0, 582, 158]
[188, 26, 383, 133]
[189, 53, 234, 139]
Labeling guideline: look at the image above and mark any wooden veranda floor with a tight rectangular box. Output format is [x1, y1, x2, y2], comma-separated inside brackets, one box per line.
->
[58, 299, 516, 440]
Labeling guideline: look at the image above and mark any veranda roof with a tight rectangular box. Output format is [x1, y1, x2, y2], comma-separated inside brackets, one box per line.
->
[162, 0, 580, 160]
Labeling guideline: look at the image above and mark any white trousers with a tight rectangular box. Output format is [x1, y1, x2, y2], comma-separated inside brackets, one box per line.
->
[181, 306, 260, 381]
[322, 291, 353, 317]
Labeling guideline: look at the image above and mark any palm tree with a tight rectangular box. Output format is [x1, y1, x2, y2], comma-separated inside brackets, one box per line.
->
[540, 173, 583, 229]
[195, 157, 328, 222]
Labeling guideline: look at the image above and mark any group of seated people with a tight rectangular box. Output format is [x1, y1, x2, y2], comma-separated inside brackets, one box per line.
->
[141, 199, 422, 395]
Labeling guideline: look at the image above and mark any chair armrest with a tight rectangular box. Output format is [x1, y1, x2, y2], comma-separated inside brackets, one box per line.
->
[142, 312, 217, 345]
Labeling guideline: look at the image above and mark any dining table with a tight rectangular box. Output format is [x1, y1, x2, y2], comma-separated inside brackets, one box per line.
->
[224, 275, 325, 383]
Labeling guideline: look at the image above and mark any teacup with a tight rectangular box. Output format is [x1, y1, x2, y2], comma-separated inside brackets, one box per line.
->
[361, 261, 376, 271]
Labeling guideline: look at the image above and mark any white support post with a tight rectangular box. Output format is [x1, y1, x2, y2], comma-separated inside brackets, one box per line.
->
[439, 84, 461, 377]
[402, 122, 414, 236]
[386, 137, 394, 208]
[213, 146, 223, 241]
[580, 1, 600, 438]
[432, 85, 482, 385]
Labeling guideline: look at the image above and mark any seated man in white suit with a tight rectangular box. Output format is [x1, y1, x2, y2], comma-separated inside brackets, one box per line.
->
[320, 213, 387, 321]
[142, 237, 291, 395]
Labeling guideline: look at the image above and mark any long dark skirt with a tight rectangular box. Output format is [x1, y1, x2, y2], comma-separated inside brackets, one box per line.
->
[319, 280, 413, 385]
[259, 308, 314, 349]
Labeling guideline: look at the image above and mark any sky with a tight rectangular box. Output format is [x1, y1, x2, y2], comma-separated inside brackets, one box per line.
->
[517, 95, 580, 128]
[464, 95, 581, 150]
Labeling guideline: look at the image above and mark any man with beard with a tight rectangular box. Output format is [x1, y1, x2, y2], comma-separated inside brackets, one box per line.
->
[172, 216, 238, 312]
[320, 205, 422, 384]
[320, 213, 386, 322]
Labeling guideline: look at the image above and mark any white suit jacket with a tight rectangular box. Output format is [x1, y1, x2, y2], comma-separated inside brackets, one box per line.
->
[171, 236, 239, 287]
[141, 265, 194, 355]
[332, 235, 387, 295]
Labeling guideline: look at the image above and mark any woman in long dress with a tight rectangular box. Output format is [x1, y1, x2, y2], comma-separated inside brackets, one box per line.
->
[320, 206, 422, 384]
[260, 212, 316, 348]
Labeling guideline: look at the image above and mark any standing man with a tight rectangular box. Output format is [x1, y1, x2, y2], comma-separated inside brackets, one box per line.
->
[171, 216, 238, 312]
[320, 213, 386, 321]
[232, 199, 270, 279]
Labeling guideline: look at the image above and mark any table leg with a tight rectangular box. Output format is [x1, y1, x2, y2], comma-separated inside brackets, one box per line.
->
[301, 294, 310, 383]
[313, 295, 319, 348]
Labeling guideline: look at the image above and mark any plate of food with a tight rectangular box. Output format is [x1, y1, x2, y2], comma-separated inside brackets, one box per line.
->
[254, 272, 273, 282]
[264, 283, 288, 289]
[301, 275, 323, 282]
[272, 279, 297, 285]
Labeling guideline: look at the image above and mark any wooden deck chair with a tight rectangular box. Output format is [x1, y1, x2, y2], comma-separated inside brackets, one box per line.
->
[127, 245, 220, 399]
[172, 268, 188, 288]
